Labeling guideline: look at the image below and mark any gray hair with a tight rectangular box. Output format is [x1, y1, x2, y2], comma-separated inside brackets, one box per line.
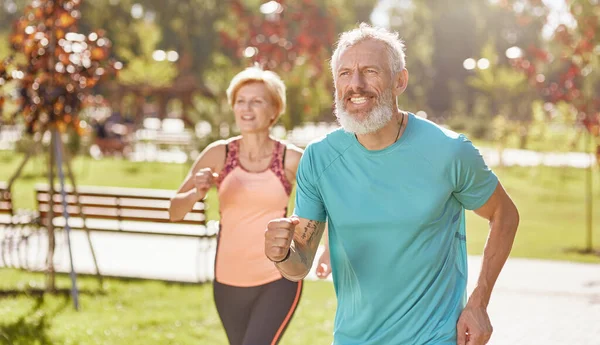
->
[330, 23, 406, 79]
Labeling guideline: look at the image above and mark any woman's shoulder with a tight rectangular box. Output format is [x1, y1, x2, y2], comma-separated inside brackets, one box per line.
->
[204, 136, 242, 152]
[203, 139, 227, 154]
[281, 140, 302, 155]
[218, 135, 243, 147]
[195, 139, 230, 168]
[279, 141, 303, 169]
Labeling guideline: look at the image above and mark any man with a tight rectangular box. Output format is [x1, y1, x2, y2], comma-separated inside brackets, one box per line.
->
[264, 23, 519, 345]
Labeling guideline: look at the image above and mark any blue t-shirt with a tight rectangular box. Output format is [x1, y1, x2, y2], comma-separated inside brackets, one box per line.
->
[294, 113, 498, 345]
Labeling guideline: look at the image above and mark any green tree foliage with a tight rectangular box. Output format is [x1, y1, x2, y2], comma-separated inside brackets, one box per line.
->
[467, 41, 535, 147]
[78, 0, 225, 74]
[388, 0, 547, 122]
[386, 1, 434, 113]
[115, 22, 178, 88]
[74, 0, 228, 125]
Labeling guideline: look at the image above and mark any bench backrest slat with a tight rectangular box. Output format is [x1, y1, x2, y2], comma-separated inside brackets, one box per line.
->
[36, 194, 204, 214]
[35, 184, 206, 226]
[38, 205, 204, 224]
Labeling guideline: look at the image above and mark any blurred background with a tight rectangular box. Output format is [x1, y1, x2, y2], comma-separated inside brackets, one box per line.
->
[0, 0, 599, 344]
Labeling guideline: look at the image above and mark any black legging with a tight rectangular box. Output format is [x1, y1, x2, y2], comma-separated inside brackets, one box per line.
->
[213, 278, 303, 345]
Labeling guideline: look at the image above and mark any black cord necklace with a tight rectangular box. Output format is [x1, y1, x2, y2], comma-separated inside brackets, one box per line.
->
[393, 112, 405, 143]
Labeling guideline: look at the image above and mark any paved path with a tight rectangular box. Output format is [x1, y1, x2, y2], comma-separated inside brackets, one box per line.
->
[467, 257, 600, 345]
[1, 230, 599, 345]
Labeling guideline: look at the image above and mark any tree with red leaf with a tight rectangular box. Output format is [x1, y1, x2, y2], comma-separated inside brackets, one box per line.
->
[219, 0, 337, 128]
[222, 0, 335, 75]
[0, 0, 119, 299]
[503, 0, 599, 254]
[219, 0, 376, 129]
[503, 0, 599, 158]
[0, 0, 119, 134]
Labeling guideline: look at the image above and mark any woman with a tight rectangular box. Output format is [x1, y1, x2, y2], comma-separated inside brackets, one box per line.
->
[169, 66, 321, 345]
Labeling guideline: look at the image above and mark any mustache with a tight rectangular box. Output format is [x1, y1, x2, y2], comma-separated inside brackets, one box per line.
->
[340, 90, 378, 101]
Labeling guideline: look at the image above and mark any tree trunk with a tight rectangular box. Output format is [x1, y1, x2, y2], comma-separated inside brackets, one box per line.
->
[46, 129, 56, 292]
[518, 122, 530, 149]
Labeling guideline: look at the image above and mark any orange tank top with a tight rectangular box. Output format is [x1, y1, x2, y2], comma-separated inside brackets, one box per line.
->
[214, 138, 293, 287]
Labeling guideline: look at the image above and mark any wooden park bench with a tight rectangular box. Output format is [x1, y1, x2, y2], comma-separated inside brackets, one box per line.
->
[35, 184, 213, 239]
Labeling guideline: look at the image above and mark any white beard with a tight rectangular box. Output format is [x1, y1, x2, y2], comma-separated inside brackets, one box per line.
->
[334, 90, 395, 135]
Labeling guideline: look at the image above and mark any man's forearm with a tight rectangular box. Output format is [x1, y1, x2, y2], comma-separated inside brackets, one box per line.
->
[275, 219, 326, 281]
[275, 240, 314, 281]
[470, 205, 519, 307]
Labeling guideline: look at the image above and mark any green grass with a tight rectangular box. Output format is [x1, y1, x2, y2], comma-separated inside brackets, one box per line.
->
[468, 134, 597, 154]
[465, 165, 600, 262]
[1, 151, 599, 262]
[0, 269, 336, 345]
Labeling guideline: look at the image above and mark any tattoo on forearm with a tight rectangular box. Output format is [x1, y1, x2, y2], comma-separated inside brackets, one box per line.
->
[297, 249, 309, 266]
[288, 220, 324, 270]
[307, 222, 320, 247]
[300, 221, 314, 241]
[300, 220, 322, 248]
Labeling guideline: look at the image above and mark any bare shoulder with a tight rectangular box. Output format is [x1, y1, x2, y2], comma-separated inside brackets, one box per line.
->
[191, 139, 228, 173]
[280, 141, 303, 180]
[283, 142, 304, 166]
[203, 139, 228, 157]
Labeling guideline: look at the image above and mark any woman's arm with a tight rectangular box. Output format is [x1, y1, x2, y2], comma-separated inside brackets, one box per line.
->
[283, 143, 304, 184]
[169, 141, 226, 221]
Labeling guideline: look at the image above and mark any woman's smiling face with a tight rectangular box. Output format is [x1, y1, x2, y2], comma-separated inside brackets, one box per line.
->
[233, 82, 278, 134]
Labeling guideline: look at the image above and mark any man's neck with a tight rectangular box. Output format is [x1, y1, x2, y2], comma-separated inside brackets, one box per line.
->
[356, 110, 407, 151]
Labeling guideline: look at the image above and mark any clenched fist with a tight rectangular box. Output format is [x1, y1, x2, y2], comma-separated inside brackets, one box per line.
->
[194, 168, 219, 194]
[265, 217, 299, 262]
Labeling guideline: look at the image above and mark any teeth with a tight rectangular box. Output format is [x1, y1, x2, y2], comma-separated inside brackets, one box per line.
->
[241, 116, 254, 120]
[350, 97, 367, 104]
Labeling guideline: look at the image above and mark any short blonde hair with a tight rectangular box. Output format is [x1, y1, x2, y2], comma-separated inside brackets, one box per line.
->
[226, 66, 287, 117]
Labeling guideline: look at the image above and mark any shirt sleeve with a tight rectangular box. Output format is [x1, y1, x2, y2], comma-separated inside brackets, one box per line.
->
[451, 135, 498, 210]
[293, 144, 327, 222]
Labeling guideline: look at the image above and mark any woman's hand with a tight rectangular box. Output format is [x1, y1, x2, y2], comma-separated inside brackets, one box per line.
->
[316, 249, 331, 279]
[194, 168, 219, 196]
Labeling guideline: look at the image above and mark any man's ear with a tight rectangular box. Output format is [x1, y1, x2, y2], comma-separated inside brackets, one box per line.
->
[393, 69, 409, 97]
